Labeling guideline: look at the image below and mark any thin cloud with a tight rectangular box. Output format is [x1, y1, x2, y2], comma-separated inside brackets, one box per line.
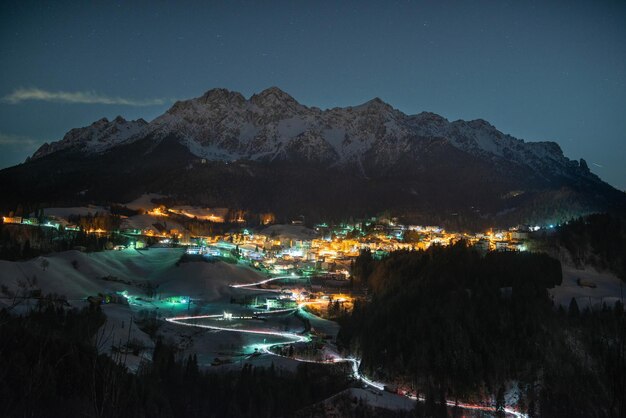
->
[2, 87, 166, 106]
[0, 132, 40, 146]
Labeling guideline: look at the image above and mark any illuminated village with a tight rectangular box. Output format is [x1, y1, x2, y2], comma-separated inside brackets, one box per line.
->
[0, 196, 541, 317]
[1, 199, 537, 269]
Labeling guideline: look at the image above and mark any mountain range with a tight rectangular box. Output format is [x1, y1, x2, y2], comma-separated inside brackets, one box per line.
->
[2, 87, 624, 228]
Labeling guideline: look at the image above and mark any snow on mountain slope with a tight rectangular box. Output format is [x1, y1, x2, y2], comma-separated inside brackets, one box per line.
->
[32, 116, 148, 159]
[30, 87, 590, 179]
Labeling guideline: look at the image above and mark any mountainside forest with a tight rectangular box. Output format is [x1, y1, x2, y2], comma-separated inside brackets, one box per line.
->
[338, 244, 625, 417]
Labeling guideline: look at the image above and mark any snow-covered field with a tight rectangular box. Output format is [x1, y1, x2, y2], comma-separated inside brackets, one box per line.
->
[0, 248, 271, 305]
[96, 304, 155, 372]
[0, 248, 313, 371]
[119, 213, 188, 233]
[123, 193, 165, 210]
[310, 387, 415, 414]
[260, 224, 319, 240]
[0, 248, 179, 304]
[169, 205, 229, 222]
[550, 264, 625, 309]
[122, 193, 228, 222]
[300, 305, 340, 338]
[43, 205, 109, 218]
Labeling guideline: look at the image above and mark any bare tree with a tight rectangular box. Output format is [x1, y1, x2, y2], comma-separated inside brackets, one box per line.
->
[0, 275, 40, 320]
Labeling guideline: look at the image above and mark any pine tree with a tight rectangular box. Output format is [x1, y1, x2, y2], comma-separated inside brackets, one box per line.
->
[496, 386, 506, 417]
[568, 297, 580, 318]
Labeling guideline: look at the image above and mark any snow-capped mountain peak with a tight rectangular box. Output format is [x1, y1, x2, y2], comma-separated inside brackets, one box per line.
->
[30, 87, 591, 181]
[250, 86, 299, 107]
[32, 116, 147, 159]
[198, 88, 246, 107]
[11, 87, 623, 229]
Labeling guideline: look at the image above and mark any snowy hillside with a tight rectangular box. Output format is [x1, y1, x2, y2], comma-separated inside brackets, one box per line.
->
[31, 116, 147, 159]
[0, 248, 263, 307]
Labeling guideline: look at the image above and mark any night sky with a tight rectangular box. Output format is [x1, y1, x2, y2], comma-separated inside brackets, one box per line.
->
[1, 0, 624, 190]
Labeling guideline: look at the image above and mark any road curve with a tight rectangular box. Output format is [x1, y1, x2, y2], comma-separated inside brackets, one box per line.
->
[166, 279, 528, 418]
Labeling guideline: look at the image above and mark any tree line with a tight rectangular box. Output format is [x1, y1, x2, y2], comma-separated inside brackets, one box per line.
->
[339, 243, 624, 417]
[0, 302, 351, 417]
[533, 213, 626, 281]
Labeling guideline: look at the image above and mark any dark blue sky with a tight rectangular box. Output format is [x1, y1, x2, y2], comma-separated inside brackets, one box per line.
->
[1, 0, 624, 189]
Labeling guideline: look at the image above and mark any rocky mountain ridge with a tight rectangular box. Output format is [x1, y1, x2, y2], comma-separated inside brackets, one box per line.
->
[30, 87, 593, 182]
[5, 87, 621, 227]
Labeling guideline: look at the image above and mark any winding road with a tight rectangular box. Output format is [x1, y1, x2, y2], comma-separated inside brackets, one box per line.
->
[165, 274, 528, 418]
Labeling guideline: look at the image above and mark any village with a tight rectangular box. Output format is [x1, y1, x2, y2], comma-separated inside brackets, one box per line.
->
[0, 195, 544, 315]
[1, 198, 539, 273]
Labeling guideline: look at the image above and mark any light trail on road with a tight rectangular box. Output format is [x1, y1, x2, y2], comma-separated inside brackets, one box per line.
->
[165, 273, 529, 418]
[341, 357, 385, 390]
[165, 315, 309, 344]
[229, 274, 304, 289]
[166, 311, 527, 417]
[252, 307, 296, 315]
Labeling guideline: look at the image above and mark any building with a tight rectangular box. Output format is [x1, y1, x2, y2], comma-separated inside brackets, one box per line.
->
[474, 239, 491, 252]
[2, 216, 22, 224]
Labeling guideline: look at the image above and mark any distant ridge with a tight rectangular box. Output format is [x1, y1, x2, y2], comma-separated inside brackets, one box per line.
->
[1, 87, 623, 227]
